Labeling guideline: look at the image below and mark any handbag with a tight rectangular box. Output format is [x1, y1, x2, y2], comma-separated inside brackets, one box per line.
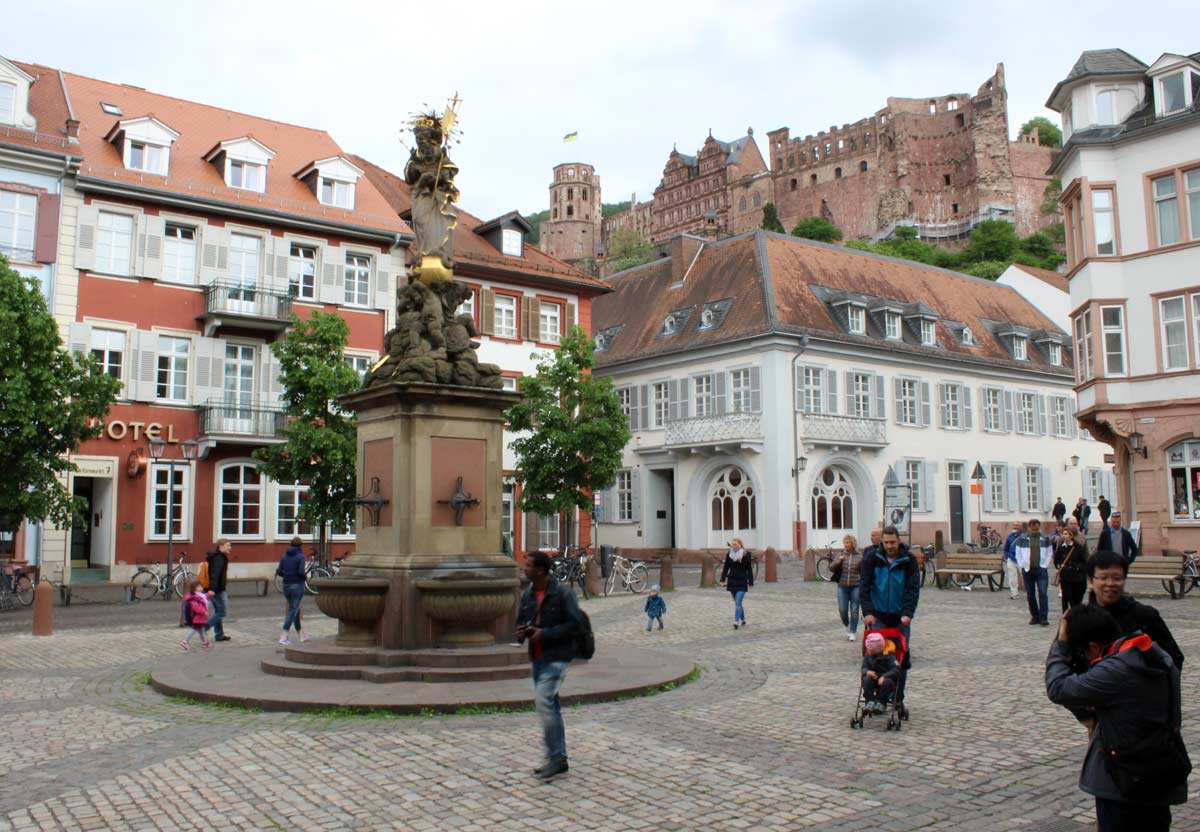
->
[1100, 666, 1191, 800]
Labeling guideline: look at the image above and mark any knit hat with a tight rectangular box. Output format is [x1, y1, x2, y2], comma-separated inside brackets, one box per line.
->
[864, 633, 885, 653]
[651, 584, 661, 592]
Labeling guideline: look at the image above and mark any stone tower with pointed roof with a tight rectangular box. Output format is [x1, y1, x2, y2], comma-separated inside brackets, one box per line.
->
[541, 162, 602, 270]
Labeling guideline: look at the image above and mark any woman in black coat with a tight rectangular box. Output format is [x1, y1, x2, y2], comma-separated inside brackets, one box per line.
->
[718, 537, 755, 630]
[1053, 526, 1088, 611]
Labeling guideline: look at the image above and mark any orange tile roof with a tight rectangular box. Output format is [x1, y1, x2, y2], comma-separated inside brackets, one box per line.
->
[1, 61, 78, 157]
[351, 154, 608, 293]
[60, 70, 408, 235]
[1010, 263, 1069, 292]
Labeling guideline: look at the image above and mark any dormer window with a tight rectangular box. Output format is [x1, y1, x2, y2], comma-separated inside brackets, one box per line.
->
[107, 117, 178, 176]
[1048, 343, 1062, 366]
[206, 136, 276, 194]
[320, 178, 354, 208]
[501, 228, 522, 256]
[1158, 71, 1188, 114]
[885, 311, 901, 340]
[128, 141, 166, 174]
[961, 327, 974, 345]
[700, 308, 715, 329]
[0, 82, 14, 125]
[296, 156, 363, 209]
[847, 305, 866, 335]
[1013, 336, 1028, 360]
[663, 315, 677, 334]
[229, 160, 264, 191]
[920, 320, 937, 346]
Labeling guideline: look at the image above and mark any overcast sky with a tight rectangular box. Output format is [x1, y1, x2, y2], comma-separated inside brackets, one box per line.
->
[6, 0, 1186, 220]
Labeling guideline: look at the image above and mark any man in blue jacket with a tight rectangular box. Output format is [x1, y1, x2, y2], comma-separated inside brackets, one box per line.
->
[860, 525, 920, 707]
[1098, 512, 1139, 565]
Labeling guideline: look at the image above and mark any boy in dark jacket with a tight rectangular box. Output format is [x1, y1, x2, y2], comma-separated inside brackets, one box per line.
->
[860, 632, 900, 714]
[860, 526, 920, 704]
[644, 585, 666, 631]
[1046, 604, 1188, 831]
[516, 552, 583, 781]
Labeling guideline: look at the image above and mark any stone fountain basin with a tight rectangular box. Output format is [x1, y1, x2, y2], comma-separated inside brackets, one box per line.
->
[309, 578, 391, 623]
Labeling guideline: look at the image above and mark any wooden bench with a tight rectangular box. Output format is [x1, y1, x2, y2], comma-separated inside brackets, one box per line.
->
[226, 577, 271, 597]
[1124, 555, 1184, 599]
[934, 553, 1004, 591]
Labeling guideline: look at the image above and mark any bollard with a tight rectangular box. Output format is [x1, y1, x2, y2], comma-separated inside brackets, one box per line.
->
[934, 530, 945, 554]
[32, 580, 53, 636]
[764, 547, 778, 583]
[803, 548, 817, 581]
[699, 554, 716, 588]
[585, 560, 602, 596]
[658, 556, 674, 591]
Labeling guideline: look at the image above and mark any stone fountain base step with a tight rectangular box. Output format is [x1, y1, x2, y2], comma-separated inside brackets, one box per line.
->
[281, 642, 528, 669]
[261, 656, 529, 684]
[149, 643, 695, 714]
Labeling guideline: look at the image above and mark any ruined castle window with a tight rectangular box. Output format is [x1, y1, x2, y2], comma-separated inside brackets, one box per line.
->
[739, 197, 747, 211]
[810, 174, 817, 185]
[929, 102, 936, 114]
[947, 99, 959, 111]
[860, 161, 868, 172]
[790, 178, 798, 191]
[582, 188, 588, 200]
[835, 168, 842, 179]
[825, 143, 832, 156]
[837, 139, 844, 151]
[566, 205, 574, 218]
[552, 208, 558, 219]
[955, 114, 965, 128]
[812, 147, 819, 161]
[567, 188, 573, 200]
[567, 167, 575, 177]
[952, 203, 959, 214]
[787, 154, 794, 167]
[864, 132, 871, 147]
[943, 174, 951, 186]
[907, 201, 914, 213]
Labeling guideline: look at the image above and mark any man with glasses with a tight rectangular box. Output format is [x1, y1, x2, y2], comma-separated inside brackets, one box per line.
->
[1088, 550, 1183, 670]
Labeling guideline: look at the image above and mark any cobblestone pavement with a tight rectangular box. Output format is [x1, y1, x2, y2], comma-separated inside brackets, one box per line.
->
[2, 578, 1199, 831]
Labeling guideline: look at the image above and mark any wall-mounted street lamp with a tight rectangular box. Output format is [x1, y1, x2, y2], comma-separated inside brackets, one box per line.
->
[1064, 454, 1080, 471]
[148, 437, 199, 600]
[1128, 431, 1149, 460]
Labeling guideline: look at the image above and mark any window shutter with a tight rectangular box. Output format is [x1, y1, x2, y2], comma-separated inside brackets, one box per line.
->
[983, 470, 995, 512]
[629, 468, 641, 525]
[272, 237, 290, 293]
[525, 511, 540, 553]
[374, 265, 391, 311]
[320, 245, 342, 305]
[749, 366, 761, 413]
[872, 374, 885, 420]
[132, 330, 158, 403]
[67, 322, 92, 357]
[626, 386, 640, 431]
[922, 461, 936, 514]
[1068, 399, 1078, 438]
[199, 225, 229, 286]
[520, 297, 535, 342]
[667, 379, 680, 422]
[825, 369, 838, 415]
[208, 338, 227, 405]
[268, 352, 283, 400]
[795, 364, 805, 410]
[892, 377, 903, 424]
[919, 381, 931, 427]
[714, 372, 727, 414]
[480, 288, 495, 335]
[962, 386, 973, 430]
[1104, 471, 1117, 508]
[34, 193, 60, 264]
[566, 302, 577, 332]
[844, 370, 854, 416]
[637, 384, 650, 427]
[1005, 465, 1019, 513]
[1041, 466, 1054, 513]
[937, 383, 948, 427]
[1002, 389, 1015, 433]
[74, 203, 99, 272]
[138, 215, 165, 279]
[1018, 465, 1030, 513]
[678, 377, 690, 419]
[1036, 394, 1047, 435]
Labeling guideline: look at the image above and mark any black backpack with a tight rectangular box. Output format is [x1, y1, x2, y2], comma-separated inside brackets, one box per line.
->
[575, 609, 595, 660]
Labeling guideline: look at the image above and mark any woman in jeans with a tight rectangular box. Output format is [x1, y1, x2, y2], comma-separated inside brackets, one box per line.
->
[832, 534, 864, 641]
[1053, 525, 1088, 611]
[276, 536, 310, 646]
[718, 538, 754, 630]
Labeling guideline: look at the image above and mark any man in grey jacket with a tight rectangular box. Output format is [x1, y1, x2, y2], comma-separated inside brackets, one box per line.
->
[1046, 604, 1188, 831]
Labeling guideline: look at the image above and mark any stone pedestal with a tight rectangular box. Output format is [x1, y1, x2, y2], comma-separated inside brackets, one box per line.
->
[700, 555, 716, 588]
[764, 547, 778, 583]
[658, 557, 674, 591]
[336, 382, 522, 651]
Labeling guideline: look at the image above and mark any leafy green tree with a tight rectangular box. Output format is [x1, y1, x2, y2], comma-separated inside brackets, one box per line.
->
[0, 256, 121, 541]
[962, 219, 1019, 263]
[1019, 116, 1063, 148]
[505, 327, 631, 550]
[960, 260, 1009, 281]
[790, 216, 843, 242]
[1044, 222, 1066, 245]
[761, 202, 785, 233]
[1041, 177, 1062, 215]
[1016, 232, 1066, 269]
[606, 227, 658, 273]
[893, 225, 918, 241]
[254, 311, 361, 562]
[522, 209, 550, 244]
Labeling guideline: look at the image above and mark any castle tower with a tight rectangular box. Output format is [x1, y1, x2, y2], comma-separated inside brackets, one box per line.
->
[541, 162, 601, 264]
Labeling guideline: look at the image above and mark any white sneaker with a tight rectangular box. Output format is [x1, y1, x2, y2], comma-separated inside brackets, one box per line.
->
[278, 637, 291, 646]
[961, 585, 973, 592]
[847, 632, 856, 641]
[299, 634, 311, 643]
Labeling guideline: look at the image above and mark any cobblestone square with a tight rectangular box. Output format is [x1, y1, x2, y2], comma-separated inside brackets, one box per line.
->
[2, 576, 1198, 831]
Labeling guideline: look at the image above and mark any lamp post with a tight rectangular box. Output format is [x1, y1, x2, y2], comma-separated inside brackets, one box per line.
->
[148, 437, 199, 599]
[970, 462, 987, 541]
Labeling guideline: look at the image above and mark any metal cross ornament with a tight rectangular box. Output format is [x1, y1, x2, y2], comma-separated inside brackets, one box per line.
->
[437, 476, 480, 526]
[352, 477, 390, 526]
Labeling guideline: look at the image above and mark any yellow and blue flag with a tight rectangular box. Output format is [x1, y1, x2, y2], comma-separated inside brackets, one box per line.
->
[562, 131, 578, 143]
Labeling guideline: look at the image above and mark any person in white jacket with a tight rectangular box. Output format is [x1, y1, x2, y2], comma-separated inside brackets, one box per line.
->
[1015, 517, 1054, 626]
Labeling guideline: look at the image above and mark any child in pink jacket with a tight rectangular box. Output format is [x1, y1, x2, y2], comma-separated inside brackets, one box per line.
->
[180, 580, 213, 650]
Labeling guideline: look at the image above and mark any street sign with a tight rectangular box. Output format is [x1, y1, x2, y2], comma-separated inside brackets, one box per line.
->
[970, 483, 983, 495]
[970, 462, 986, 480]
[883, 484, 912, 534]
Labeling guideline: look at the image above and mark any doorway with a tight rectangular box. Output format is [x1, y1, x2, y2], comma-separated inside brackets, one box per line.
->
[646, 469, 675, 549]
[70, 477, 93, 568]
[708, 465, 757, 549]
[947, 461, 966, 544]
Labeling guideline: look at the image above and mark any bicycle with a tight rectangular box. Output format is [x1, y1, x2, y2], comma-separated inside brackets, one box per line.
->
[815, 540, 841, 582]
[1164, 550, 1200, 596]
[966, 524, 1003, 553]
[553, 546, 590, 599]
[918, 545, 934, 587]
[0, 564, 35, 610]
[604, 553, 648, 596]
[129, 552, 192, 601]
[273, 552, 333, 596]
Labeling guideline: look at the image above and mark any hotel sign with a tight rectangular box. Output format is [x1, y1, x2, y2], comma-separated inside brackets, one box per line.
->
[94, 420, 181, 442]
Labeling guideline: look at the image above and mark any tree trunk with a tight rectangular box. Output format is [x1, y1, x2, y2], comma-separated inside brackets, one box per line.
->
[318, 523, 328, 568]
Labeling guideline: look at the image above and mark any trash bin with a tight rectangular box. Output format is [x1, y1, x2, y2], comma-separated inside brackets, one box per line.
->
[600, 545, 616, 579]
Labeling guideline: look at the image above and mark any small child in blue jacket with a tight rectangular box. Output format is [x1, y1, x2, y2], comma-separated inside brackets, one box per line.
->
[645, 585, 666, 632]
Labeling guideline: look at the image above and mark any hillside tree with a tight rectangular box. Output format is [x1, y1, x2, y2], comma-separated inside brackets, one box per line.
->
[790, 216, 843, 242]
[761, 202, 785, 233]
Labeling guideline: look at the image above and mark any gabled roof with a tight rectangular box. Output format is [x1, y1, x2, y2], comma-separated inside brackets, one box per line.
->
[351, 154, 608, 293]
[1047, 49, 1148, 108]
[473, 210, 532, 236]
[0, 60, 78, 159]
[102, 115, 180, 143]
[594, 230, 1071, 375]
[292, 155, 364, 180]
[201, 135, 277, 162]
[1009, 263, 1069, 293]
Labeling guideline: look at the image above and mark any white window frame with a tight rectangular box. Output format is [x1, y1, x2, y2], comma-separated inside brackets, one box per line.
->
[1160, 295, 1189, 371]
[319, 177, 354, 209]
[885, 311, 901, 340]
[0, 81, 14, 124]
[343, 252, 371, 307]
[1022, 465, 1041, 514]
[616, 470, 633, 522]
[1047, 342, 1062, 367]
[616, 386, 632, 419]
[851, 372, 872, 418]
[0, 189, 37, 260]
[346, 354, 371, 382]
[456, 289, 475, 320]
[988, 463, 1006, 511]
[155, 335, 190, 403]
[1092, 189, 1115, 255]
[148, 462, 191, 541]
[1017, 392, 1037, 435]
[1193, 294, 1200, 366]
[905, 460, 924, 512]
[1153, 174, 1180, 246]
[90, 327, 126, 384]
[288, 243, 317, 300]
[494, 294, 517, 339]
[1052, 396, 1070, 437]
[126, 140, 167, 175]
[898, 378, 919, 426]
[275, 482, 310, 538]
[1074, 309, 1094, 382]
[161, 223, 197, 284]
[227, 159, 265, 193]
[501, 228, 522, 256]
[96, 211, 134, 275]
[537, 514, 560, 550]
[217, 462, 264, 539]
[539, 301, 562, 344]
[693, 374, 713, 417]
[1157, 71, 1189, 115]
[801, 366, 823, 414]
[500, 376, 518, 392]
[652, 381, 669, 427]
[1013, 336, 1027, 360]
[941, 383, 962, 429]
[730, 368, 753, 413]
[847, 305, 866, 335]
[983, 387, 1003, 432]
[920, 319, 937, 346]
[1100, 305, 1127, 377]
[1186, 169, 1200, 242]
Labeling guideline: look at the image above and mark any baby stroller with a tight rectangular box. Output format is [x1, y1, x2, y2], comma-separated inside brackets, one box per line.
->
[850, 626, 909, 731]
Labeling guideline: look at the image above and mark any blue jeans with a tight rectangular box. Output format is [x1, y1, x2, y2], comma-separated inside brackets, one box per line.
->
[532, 659, 570, 763]
[837, 585, 861, 633]
[209, 590, 228, 638]
[732, 589, 747, 623]
[1024, 567, 1049, 622]
[862, 675, 895, 704]
[646, 614, 663, 631]
[282, 583, 304, 633]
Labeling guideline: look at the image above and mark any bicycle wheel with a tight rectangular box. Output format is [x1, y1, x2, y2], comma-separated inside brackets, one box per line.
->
[306, 567, 332, 594]
[604, 567, 619, 597]
[130, 570, 160, 602]
[627, 563, 649, 593]
[574, 568, 590, 600]
[948, 573, 980, 589]
[1183, 566, 1199, 596]
[815, 556, 834, 582]
[172, 570, 191, 599]
[274, 574, 284, 594]
[15, 575, 35, 606]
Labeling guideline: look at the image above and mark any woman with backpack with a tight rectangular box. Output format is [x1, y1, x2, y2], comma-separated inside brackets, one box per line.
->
[719, 538, 754, 630]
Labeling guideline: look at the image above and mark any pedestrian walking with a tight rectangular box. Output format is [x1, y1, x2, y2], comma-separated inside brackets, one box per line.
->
[1097, 495, 1112, 526]
[718, 538, 754, 630]
[516, 551, 584, 781]
[1003, 521, 1023, 600]
[860, 525, 920, 707]
[276, 536, 309, 646]
[1016, 517, 1053, 626]
[1046, 604, 1189, 832]
[1098, 512, 1139, 564]
[1087, 550, 1184, 669]
[863, 527, 882, 559]
[205, 539, 232, 642]
[831, 534, 863, 641]
[1054, 526, 1088, 611]
[179, 580, 213, 650]
[1052, 496, 1067, 525]
[644, 585, 666, 632]
[1079, 498, 1092, 534]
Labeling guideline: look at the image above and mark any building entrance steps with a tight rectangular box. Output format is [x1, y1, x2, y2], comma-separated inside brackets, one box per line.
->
[150, 643, 695, 713]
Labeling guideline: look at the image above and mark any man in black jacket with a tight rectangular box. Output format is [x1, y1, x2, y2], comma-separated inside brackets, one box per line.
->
[1097, 495, 1112, 525]
[516, 551, 583, 781]
[1052, 497, 1067, 525]
[1088, 549, 1183, 669]
[1097, 512, 1139, 564]
[205, 539, 231, 642]
[1046, 604, 1187, 831]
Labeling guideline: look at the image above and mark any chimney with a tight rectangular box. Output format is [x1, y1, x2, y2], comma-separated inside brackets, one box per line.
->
[669, 234, 705, 286]
[65, 118, 80, 139]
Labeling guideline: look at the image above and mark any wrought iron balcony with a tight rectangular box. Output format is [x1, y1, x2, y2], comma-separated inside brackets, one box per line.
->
[661, 411, 764, 454]
[800, 413, 887, 448]
[199, 281, 293, 335]
[198, 398, 287, 443]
